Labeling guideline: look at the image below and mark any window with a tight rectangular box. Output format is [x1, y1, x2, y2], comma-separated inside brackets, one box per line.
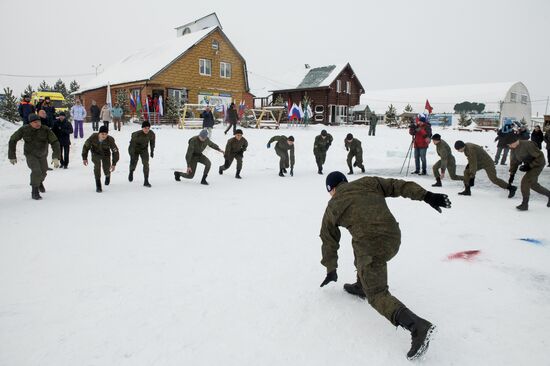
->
[199, 59, 212, 76]
[346, 81, 351, 94]
[336, 80, 341, 93]
[315, 105, 324, 114]
[212, 40, 219, 50]
[220, 62, 232, 78]
[168, 88, 187, 105]
[510, 92, 517, 103]
[521, 95, 528, 104]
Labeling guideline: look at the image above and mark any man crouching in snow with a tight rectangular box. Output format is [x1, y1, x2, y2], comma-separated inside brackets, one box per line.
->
[319, 172, 451, 360]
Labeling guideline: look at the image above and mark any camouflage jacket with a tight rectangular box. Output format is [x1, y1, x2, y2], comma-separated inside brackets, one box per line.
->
[82, 134, 120, 165]
[313, 134, 333, 154]
[510, 140, 546, 174]
[129, 130, 156, 155]
[8, 124, 60, 160]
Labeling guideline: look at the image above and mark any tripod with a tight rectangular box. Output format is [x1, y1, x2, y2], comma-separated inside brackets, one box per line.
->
[399, 138, 415, 176]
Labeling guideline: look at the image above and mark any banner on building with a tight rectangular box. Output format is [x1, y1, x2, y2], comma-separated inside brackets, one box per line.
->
[198, 92, 233, 108]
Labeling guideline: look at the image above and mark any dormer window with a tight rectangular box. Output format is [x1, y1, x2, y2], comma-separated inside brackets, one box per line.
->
[212, 40, 219, 50]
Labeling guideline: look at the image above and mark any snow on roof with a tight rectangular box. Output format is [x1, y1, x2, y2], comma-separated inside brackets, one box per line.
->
[261, 63, 348, 94]
[79, 26, 217, 93]
[362, 82, 518, 115]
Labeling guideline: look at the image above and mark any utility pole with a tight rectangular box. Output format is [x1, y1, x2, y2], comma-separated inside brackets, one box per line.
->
[92, 64, 102, 76]
[545, 96, 549, 115]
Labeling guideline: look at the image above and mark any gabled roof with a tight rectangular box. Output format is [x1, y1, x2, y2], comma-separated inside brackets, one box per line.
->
[79, 26, 226, 93]
[270, 63, 364, 93]
[174, 13, 222, 31]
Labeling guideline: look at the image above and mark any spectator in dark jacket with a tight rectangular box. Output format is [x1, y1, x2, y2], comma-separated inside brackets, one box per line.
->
[494, 120, 514, 165]
[18, 95, 35, 124]
[531, 125, 544, 149]
[201, 105, 215, 137]
[518, 125, 530, 140]
[544, 129, 550, 167]
[40, 97, 56, 126]
[90, 100, 101, 131]
[224, 103, 239, 135]
[52, 112, 73, 168]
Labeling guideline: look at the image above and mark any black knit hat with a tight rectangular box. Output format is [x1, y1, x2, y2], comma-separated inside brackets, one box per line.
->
[346, 133, 353, 140]
[27, 113, 40, 123]
[58, 112, 66, 117]
[234, 129, 243, 135]
[502, 133, 520, 145]
[321, 129, 327, 136]
[432, 133, 441, 141]
[326, 171, 348, 192]
[454, 140, 465, 150]
[287, 136, 295, 142]
[142, 121, 151, 128]
[99, 126, 109, 133]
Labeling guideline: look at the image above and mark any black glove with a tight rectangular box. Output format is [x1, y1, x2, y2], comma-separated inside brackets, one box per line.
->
[320, 270, 337, 287]
[508, 174, 515, 185]
[150, 151, 154, 158]
[519, 163, 530, 172]
[290, 167, 294, 176]
[423, 191, 451, 213]
[469, 177, 475, 187]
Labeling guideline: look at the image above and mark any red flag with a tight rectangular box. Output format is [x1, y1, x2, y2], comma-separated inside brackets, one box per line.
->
[425, 99, 433, 114]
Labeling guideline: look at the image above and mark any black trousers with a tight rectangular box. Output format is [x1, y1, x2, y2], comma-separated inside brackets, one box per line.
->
[60, 144, 70, 167]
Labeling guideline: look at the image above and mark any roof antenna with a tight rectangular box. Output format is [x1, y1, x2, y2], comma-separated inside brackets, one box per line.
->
[305, 64, 310, 69]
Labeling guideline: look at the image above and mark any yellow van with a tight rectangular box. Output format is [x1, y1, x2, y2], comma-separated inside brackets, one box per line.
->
[31, 91, 68, 113]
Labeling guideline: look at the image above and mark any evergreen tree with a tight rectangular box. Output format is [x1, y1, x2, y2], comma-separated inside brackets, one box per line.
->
[65, 80, 80, 109]
[21, 84, 34, 98]
[116, 89, 129, 115]
[38, 80, 51, 92]
[165, 96, 181, 123]
[404, 104, 413, 112]
[385, 104, 397, 125]
[0, 87, 21, 122]
[53, 79, 68, 96]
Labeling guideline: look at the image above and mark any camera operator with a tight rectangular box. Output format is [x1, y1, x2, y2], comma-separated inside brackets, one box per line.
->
[409, 114, 431, 175]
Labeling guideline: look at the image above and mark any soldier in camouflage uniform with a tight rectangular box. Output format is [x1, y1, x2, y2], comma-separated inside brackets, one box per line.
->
[313, 129, 333, 174]
[174, 129, 224, 185]
[219, 129, 248, 179]
[454, 140, 517, 197]
[345, 133, 365, 174]
[267, 135, 295, 177]
[319, 171, 451, 360]
[505, 134, 550, 210]
[431, 134, 462, 187]
[8, 113, 61, 200]
[128, 121, 156, 187]
[82, 125, 120, 193]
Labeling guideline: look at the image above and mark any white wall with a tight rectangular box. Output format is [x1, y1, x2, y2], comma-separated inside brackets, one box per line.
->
[500, 82, 531, 126]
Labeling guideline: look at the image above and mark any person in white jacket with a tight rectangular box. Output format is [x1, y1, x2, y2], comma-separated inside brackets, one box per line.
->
[100, 104, 112, 130]
[70, 99, 87, 139]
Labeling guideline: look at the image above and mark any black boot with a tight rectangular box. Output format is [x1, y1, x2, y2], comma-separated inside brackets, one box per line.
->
[432, 177, 442, 187]
[31, 186, 42, 200]
[411, 170, 419, 174]
[105, 175, 110, 186]
[361, 165, 365, 173]
[516, 198, 528, 211]
[144, 174, 151, 187]
[128, 170, 134, 182]
[420, 170, 427, 176]
[96, 179, 102, 193]
[279, 169, 285, 177]
[347, 170, 354, 175]
[282, 168, 288, 173]
[343, 281, 366, 299]
[547, 196, 550, 208]
[219, 166, 224, 175]
[507, 184, 517, 198]
[235, 169, 242, 179]
[458, 186, 471, 196]
[393, 307, 436, 361]
[174, 171, 181, 181]
[201, 174, 209, 185]
[317, 165, 323, 175]
[38, 182, 46, 193]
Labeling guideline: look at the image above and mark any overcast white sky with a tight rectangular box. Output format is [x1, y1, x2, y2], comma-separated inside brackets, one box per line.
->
[0, 0, 548, 114]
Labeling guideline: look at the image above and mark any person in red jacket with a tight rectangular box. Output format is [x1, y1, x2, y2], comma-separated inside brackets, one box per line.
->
[409, 114, 431, 175]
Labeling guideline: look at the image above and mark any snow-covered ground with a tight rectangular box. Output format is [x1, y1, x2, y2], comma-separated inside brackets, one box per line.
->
[0, 122, 549, 365]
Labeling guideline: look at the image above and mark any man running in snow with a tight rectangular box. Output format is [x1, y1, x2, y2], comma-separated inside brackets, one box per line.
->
[319, 172, 451, 360]
[267, 135, 295, 177]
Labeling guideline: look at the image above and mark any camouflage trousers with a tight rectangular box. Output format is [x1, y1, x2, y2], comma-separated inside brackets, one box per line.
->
[221, 153, 243, 172]
[464, 163, 508, 189]
[432, 156, 463, 180]
[92, 154, 111, 180]
[25, 154, 48, 187]
[129, 150, 150, 176]
[519, 165, 550, 200]
[347, 152, 364, 171]
[314, 151, 327, 169]
[354, 228, 405, 325]
[275, 148, 290, 170]
[180, 154, 211, 178]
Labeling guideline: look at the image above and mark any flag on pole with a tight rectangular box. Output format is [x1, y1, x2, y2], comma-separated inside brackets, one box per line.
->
[298, 102, 304, 119]
[145, 95, 150, 120]
[238, 100, 246, 119]
[129, 92, 136, 110]
[158, 95, 164, 116]
[106, 83, 112, 107]
[289, 103, 301, 120]
[287, 98, 292, 119]
[136, 94, 142, 117]
[425, 99, 433, 114]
